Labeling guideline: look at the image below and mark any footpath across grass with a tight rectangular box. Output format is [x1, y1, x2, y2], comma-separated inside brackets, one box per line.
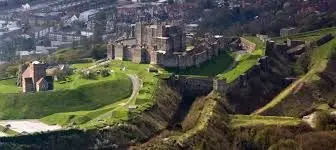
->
[42, 60, 160, 128]
[0, 71, 132, 120]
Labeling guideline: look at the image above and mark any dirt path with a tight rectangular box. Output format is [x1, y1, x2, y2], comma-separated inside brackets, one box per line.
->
[88, 60, 111, 70]
[94, 74, 141, 120]
[128, 74, 141, 103]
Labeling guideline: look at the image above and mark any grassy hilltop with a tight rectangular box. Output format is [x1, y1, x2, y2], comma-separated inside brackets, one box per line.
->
[42, 60, 160, 128]
[0, 70, 132, 120]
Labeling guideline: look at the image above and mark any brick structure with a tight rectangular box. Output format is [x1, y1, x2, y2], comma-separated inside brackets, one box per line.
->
[22, 61, 54, 93]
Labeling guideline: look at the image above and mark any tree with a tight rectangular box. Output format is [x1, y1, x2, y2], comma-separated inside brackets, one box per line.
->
[92, 12, 107, 44]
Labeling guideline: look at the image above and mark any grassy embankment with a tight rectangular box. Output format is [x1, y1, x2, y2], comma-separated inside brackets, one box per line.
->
[165, 36, 265, 81]
[272, 27, 336, 42]
[0, 79, 21, 93]
[217, 36, 265, 82]
[0, 69, 132, 120]
[230, 115, 302, 128]
[254, 36, 336, 115]
[42, 60, 160, 128]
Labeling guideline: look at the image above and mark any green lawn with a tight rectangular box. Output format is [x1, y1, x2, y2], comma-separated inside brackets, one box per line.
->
[165, 52, 234, 77]
[107, 60, 159, 105]
[272, 27, 336, 42]
[230, 115, 302, 128]
[217, 55, 260, 82]
[41, 98, 128, 127]
[42, 60, 160, 128]
[0, 72, 132, 120]
[0, 79, 20, 93]
[217, 37, 265, 82]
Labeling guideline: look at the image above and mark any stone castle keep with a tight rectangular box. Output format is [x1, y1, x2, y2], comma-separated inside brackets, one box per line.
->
[107, 22, 227, 68]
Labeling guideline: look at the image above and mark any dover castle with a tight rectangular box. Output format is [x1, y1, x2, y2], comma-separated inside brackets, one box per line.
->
[107, 22, 228, 69]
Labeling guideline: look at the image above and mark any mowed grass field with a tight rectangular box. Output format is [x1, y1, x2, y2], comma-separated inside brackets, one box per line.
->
[42, 60, 160, 128]
[0, 72, 132, 120]
[0, 62, 133, 121]
[217, 36, 265, 82]
[0, 79, 21, 93]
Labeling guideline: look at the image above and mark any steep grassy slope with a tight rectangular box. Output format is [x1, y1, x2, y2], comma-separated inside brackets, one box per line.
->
[255, 38, 336, 116]
[0, 73, 132, 120]
[134, 92, 231, 150]
[273, 27, 336, 42]
[0, 80, 182, 149]
[41, 60, 160, 128]
[217, 37, 265, 82]
[0, 79, 20, 93]
[230, 115, 302, 128]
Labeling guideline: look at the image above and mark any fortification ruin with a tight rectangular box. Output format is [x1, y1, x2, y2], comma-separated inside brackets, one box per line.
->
[21, 61, 54, 93]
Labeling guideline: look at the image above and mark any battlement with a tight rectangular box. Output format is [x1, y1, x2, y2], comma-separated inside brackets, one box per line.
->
[239, 37, 256, 52]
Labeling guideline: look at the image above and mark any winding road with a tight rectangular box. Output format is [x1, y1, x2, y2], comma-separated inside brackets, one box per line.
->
[93, 74, 141, 121]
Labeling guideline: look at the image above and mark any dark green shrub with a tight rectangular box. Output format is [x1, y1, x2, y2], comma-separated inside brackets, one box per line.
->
[100, 68, 110, 77]
[79, 70, 97, 80]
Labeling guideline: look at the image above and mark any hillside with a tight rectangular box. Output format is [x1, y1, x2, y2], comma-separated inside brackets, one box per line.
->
[0, 72, 132, 120]
[255, 37, 336, 116]
[3, 27, 336, 149]
[40, 60, 160, 128]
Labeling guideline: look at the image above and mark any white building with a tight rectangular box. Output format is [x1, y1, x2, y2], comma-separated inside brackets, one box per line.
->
[79, 9, 99, 22]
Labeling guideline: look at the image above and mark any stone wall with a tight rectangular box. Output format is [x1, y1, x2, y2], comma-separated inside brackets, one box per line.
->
[107, 44, 114, 59]
[256, 34, 269, 42]
[160, 54, 178, 67]
[132, 48, 142, 63]
[240, 37, 256, 52]
[286, 39, 305, 48]
[124, 48, 133, 61]
[194, 51, 208, 67]
[114, 44, 126, 60]
[178, 54, 194, 69]
[170, 75, 213, 96]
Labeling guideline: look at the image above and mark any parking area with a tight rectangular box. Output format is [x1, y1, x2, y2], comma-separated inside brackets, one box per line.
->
[0, 120, 62, 134]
